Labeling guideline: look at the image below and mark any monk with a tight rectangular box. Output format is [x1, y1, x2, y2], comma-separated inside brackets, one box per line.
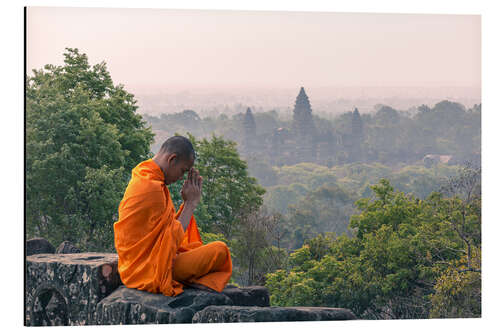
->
[113, 135, 232, 296]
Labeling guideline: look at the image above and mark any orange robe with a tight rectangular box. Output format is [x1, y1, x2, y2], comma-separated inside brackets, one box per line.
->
[113, 159, 232, 296]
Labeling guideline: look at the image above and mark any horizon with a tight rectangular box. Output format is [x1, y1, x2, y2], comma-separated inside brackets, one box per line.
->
[132, 84, 481, 116]
[27, 7, 481, 105]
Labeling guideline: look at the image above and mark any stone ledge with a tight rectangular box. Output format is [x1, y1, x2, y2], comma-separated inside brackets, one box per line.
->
[26, 252, 121, 326]
[96, 285, 235, 324]
[192, 305, 357, 323]
[25, 246, 357, 326]
[222, 285, 269, 307]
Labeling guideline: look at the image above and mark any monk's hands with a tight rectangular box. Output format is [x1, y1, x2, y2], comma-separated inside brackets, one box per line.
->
[181, 168, 203, 207]
[178, 168, 202, 231]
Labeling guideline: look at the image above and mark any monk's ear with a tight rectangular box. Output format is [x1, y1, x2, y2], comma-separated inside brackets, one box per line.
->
[166, 153, 178, 166]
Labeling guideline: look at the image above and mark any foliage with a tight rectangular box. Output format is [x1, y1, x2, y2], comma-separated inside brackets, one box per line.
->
[263, 161, 459, 234]
[230, 209, 268, 285]
[231, 208, 289, 286]
[246, 156, 278, 187]
[430, 246, 481, 318]
[199, 231, 228, 246]
[264, 183, 308, 214]
[275, 163, 338, 188]
[428, 164, 481, 318]
[26, 48, 154, 251]
[285, 184, 355, 248]
[168, 134, 265, 239]
[266, 176, 481, 319]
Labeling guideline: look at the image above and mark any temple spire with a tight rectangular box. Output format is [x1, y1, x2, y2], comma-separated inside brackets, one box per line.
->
[243, 107, 256, 138]
[292, 87, 314, 136]
[291, 87, 317, 161]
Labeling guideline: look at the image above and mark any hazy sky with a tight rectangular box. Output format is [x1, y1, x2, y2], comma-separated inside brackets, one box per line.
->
[27, 7, 480, 94]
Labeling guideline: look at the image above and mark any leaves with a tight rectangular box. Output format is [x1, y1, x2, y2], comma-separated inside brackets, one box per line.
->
[430, 246, 481, 318]
[26, 48, 154, 251]
[185, 134, 265, 239]
[265, 176, 481, 319]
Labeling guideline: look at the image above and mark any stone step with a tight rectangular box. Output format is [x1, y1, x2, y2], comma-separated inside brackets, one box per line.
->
[95, 284, 270, 324]
[220, 285, 269, 307]
[96, 285, 233, 324]
[192, 305, 357, 323]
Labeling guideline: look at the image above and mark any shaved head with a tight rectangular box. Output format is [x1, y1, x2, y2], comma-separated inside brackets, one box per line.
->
[159, 136, 195, 162]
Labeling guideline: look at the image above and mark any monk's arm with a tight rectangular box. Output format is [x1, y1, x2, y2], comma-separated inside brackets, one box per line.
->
[177, 201, 197, 231]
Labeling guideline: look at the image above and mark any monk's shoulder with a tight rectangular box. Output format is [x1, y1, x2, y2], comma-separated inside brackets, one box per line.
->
[121, 177, 166, 208]
[127, 175, 164, 196]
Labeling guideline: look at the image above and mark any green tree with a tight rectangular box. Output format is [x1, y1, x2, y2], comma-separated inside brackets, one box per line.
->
[428, 164, 481, 318]
[266, 178, 481, 319]
[285, 184, 355, 248]
[26, 48, 154, 251]
[246, 154, 278, 187]
[430, 246, 481, 318]
[168, 134, 265, 239]
[230, 207, 289, 286]
[263, 183, 308, 214]
[230, 208, 270, 285]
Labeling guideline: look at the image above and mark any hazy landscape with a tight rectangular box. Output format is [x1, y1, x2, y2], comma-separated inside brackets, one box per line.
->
[26, 7, 481, 320]
[135, 85, 480, 118]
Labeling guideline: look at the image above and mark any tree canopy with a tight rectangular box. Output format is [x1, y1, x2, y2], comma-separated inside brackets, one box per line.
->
[26, 48, 154, 251]
[167, 134, 266, 239]
[265, 172, 481, 319]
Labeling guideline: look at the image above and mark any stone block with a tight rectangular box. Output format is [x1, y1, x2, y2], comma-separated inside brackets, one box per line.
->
[192, 305, 357, 323]
[25, 252, 121, 326]
[56, 241, 81, 254]
[222, 285, 269, 307]
[95, 285, 235, 324]
[26, 238, 55, 256]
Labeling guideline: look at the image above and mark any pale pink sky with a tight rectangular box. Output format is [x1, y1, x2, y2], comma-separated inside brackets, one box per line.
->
[27, 7, 480, 94]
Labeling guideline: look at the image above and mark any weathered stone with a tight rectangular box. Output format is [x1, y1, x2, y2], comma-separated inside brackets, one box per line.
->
[95, 285, 235, 324]
[26, 252, 358, 326]
[192, 305, 357, 323]
[56, 241, 81, 254]
[25, 252, 121, 326]
[26, 238, 55, 256]
[221, 285, 269, 307]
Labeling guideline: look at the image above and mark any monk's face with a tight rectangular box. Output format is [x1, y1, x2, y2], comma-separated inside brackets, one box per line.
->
[165, 155, 194, 185]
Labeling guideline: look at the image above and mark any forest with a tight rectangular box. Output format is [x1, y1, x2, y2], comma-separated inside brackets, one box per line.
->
[26, 49, 481, 320]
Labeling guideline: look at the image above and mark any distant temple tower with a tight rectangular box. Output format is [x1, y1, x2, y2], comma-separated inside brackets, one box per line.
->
[292, 87, 315, 136]
[349, 107, 364, 162]
[292, 87, 317, 162]
[352, 107, 363, 140]
[242, 107, 257, 154]
[243, 107, 257, 138]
